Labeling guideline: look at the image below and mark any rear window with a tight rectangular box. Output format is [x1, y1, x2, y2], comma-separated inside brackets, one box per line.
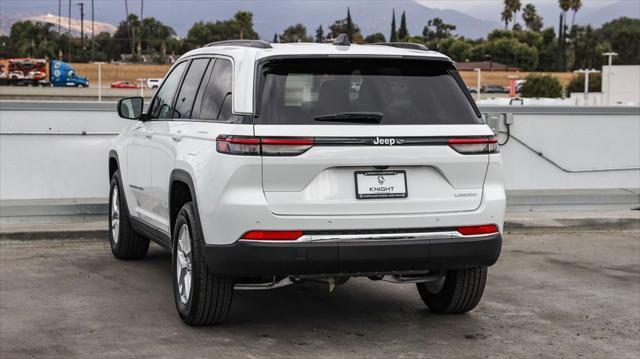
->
[256, 58, 481, 125]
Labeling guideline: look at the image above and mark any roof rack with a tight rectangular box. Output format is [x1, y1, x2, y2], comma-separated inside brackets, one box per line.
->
[206, 40, 272, 49]
[371, 42, 429, 51]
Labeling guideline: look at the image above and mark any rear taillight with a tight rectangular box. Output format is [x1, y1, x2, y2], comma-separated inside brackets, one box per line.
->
[456, 224, 499, 236]
[241, 230, 304, 241]
[216, 135, 313, 156]
[448, 137, 498, 154]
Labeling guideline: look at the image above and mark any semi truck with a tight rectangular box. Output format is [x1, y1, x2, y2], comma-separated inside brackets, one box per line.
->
[0, 58, 89, 87]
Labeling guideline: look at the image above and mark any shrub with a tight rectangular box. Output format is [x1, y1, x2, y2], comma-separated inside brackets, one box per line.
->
[567, 73, 602, 93]
[520, 74, 563, 98]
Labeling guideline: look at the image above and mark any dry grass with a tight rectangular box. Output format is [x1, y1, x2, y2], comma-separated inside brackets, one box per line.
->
[71, 63, 171, 84]
[71, 63, 575, 89]
[459, 70, 575, 88]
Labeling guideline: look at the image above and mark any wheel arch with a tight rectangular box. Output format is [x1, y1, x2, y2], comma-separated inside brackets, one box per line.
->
[169, 169, 204, 243]
[108, 150, 120, 181]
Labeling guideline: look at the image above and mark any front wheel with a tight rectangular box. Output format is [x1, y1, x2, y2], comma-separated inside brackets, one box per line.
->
[416, 267, 487, 314]
[172, 202, 233, 326]
[109, 171, 150, 259]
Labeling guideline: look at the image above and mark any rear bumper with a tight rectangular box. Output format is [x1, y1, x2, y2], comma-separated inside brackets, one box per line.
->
[203, 233, 501, 277]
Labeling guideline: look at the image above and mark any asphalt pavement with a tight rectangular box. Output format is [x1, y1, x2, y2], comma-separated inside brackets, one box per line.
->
[1, 229, 639, 358]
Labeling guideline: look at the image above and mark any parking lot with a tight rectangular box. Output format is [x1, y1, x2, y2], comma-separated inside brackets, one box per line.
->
[1, 229, 638, 359]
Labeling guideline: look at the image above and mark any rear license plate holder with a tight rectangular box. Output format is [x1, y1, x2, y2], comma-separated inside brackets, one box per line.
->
[354, 170, 408, 199]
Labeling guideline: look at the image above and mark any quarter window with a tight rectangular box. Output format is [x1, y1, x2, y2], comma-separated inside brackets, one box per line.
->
[148, 61, 187, 119]
[193, 58, 233, 121]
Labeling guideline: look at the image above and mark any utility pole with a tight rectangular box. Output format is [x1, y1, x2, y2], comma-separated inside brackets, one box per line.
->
[139, 0, 144, 58]
[91, 0, 95, 61]
[78, 2, 84, 49]
[603, 51, 618, 105]
[58, 0, 61, 33]
[68, 0, 72, 62]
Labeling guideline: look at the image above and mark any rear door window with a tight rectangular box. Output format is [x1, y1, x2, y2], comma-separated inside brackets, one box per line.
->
[172, 58, 210, 119]
[256, 58, 481, 125]
[192, 58, 233, 121]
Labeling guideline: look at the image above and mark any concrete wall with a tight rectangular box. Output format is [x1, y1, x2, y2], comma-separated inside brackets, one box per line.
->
[1, 101, 639, 203]
[602, 65, 640, 105]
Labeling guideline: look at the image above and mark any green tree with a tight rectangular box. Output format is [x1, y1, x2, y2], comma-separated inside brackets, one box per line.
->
[398, 11, 409, 40]
[315, 25, 324, 43]
[390, 9, 398, 42]
[567, 73, 601, 93]
[537, 27, 558, 70]
[280, 24, 312, 43]
[137, 17, 176, 55]
[364, 32, 386, 43]
[422, 18, 456, 41]
[329, 13, 363, 43]
[521, 74, 563, 98]
[522, 4, 543, 32]
[598, 17, 640, 65]
[447, 39, 472, 61]
[186, 11, 259, 48]
[234, 11, 254, 40]
[8, 21, 61, 58]
[346, 8, 354, 41]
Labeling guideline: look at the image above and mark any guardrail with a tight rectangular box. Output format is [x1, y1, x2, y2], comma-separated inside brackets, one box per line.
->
[1, 101, 639, 215]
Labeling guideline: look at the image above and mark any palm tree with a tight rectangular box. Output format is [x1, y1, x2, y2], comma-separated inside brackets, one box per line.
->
[502, 0, 522, 29]
[510, 0, 522, 29]
[522, 3, 543, 32]
[569, 0, 582, 28]
[501, 7, 512, 29]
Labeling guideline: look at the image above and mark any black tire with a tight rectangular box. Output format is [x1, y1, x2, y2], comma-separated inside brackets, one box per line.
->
[416, 267, 487, 314]
[109, 171, 150, 259]
[172, 202, 233, 326]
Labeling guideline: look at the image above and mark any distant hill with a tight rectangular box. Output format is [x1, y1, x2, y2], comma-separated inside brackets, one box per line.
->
[1, 0, 636, 40]
[1, 0, 500, 40]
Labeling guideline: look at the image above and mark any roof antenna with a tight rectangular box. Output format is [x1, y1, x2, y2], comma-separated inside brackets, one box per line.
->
[333, 33, 351, 46]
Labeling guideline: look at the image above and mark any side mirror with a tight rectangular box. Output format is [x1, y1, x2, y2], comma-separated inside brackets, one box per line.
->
[117, 97, 144, 120]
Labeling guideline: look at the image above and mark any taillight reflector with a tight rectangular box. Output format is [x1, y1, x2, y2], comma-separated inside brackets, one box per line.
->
[457, 224, 499, 236]
[241, 230, 304, 241]
[449, 136, 498, 154]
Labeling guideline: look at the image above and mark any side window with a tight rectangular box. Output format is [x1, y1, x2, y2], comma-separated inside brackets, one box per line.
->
[172, 58, 210, 119]
[148, 61, 187, 120]
[194, 58, 233, 121]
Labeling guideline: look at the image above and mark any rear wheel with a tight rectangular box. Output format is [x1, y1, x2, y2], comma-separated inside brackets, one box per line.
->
[416, 267, 487, 314]
[109, 171, 150, 259]
[172, 202, 233, 326]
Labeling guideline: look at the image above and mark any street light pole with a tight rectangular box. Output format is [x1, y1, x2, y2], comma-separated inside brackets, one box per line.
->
[474, 68, 481, 101]
[574, 69, 600, 105]
[603, 51, 618, 106]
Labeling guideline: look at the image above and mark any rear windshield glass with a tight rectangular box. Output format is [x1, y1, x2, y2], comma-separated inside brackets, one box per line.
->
[256, 58, 481, 125]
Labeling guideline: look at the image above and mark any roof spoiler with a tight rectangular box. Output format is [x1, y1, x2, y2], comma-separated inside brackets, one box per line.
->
[371, 42, 429, 51]
[206, 40, 272, 49]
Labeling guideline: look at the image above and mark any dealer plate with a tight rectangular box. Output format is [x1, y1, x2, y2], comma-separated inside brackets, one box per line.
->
[354, 170, 408, 199]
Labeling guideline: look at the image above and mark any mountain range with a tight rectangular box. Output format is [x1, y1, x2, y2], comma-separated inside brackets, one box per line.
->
[1, 0, 637, 40]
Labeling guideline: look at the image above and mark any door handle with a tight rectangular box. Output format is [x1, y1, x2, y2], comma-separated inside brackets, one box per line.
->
[144, 132, 153, 139]
[170, 134, 182, 142]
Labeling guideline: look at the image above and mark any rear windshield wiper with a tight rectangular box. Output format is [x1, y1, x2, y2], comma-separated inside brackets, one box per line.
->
[314, 112, 383, 123]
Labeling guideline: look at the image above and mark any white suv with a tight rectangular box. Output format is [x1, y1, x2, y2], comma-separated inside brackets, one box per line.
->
[109, 36, 505, 326]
